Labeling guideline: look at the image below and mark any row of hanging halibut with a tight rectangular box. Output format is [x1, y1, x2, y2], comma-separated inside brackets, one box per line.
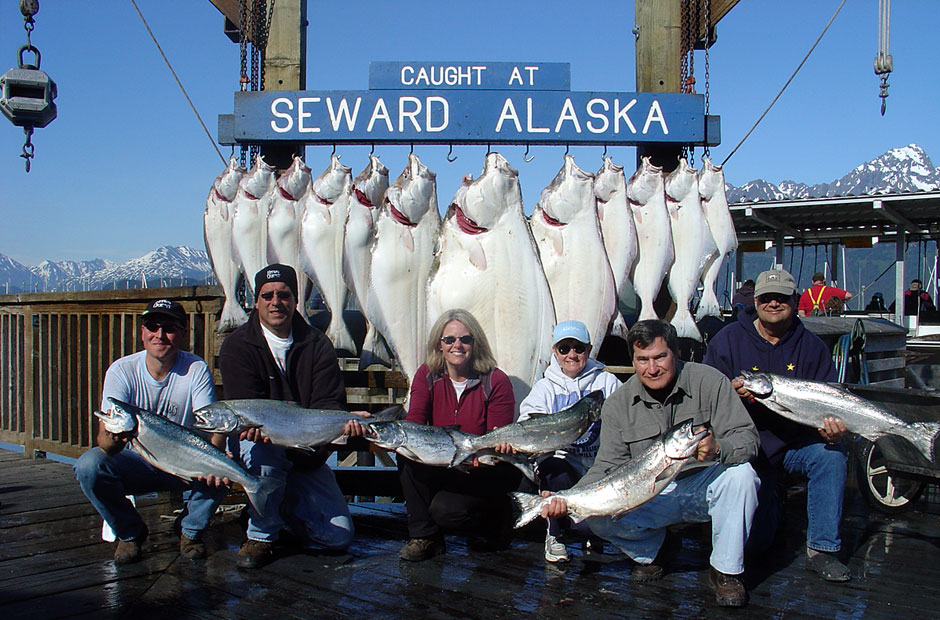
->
[203, 151, 739, 398]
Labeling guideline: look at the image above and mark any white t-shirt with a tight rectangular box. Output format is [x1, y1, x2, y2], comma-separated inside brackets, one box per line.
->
[261, 323, 293, 375]
[100, 350, 216, 428]
[451, 378, 468, 400]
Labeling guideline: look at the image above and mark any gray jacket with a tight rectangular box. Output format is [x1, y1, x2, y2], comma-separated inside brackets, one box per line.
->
[579, 361, 759, 487]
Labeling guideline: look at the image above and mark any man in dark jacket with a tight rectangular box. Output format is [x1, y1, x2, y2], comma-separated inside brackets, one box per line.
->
[703, 268, 851, 582]
[219, 264, 368, 569]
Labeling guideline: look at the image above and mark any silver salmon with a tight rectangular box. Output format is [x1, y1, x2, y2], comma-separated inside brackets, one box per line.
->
[192, 400, 403, 449]
[102, 398, 279, 516]
[509, 419, 707, 528]
[740, 371, 940, 461]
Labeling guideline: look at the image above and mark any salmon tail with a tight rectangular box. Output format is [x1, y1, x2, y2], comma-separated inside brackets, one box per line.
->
[509, 491, 545, 529]
[243, 475, 284, 518]
[903, 421, 940, 462]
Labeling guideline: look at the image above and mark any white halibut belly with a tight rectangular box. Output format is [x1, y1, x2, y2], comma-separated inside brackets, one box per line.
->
[231, 195, 270, 296]
[204, 203, 247, 330]
[632, 203, 674, 321]
[531, 212, 616, 350]
[368, 214, 438, 384]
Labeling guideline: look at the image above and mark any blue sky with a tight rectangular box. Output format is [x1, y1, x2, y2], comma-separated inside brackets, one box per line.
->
[1, 1, 937, 266]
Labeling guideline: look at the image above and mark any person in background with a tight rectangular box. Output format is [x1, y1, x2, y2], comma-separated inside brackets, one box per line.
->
[864, 292, 888, 313]
[542, 320, 760, 608]
[74, 299, 227, 565]
[798, 272, 854, 317]
[889, 279, 936, 315]
[397, 308, 519, 562]
[219, 264, 370, 570]
[703, 268, 852, 582]
[732, 279, 756, 309]
[518, 320, 622, 563]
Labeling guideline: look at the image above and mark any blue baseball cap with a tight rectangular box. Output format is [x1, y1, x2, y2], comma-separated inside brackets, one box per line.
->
[553, 320, 591, 346]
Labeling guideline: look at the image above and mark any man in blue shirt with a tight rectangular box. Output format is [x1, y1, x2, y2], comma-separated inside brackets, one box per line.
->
[703, 269, 851, 582]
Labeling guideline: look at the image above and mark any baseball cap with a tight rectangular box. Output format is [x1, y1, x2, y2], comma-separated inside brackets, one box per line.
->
[754, 269, 796, 297]
[552, 320, 591, 345]
[141, 299, 186, 325]
[255, 263, 298, 300]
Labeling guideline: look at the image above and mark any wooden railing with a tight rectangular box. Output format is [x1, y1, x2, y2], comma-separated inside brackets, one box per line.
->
[0, 287, 224, 459]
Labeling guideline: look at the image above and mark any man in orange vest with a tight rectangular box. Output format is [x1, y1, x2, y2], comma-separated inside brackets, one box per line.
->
[798, 273, 854, 317]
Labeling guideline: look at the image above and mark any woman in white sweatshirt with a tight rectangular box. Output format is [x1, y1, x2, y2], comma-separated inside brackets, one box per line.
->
[519, 320, 622, 563]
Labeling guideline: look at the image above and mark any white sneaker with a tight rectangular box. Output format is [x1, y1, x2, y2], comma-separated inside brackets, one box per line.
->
[544, 534, 570, 563]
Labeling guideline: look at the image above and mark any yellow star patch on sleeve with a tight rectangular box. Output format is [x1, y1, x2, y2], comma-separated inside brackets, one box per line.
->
[787, 363, 795, 371]
[751, 366, 759, 371]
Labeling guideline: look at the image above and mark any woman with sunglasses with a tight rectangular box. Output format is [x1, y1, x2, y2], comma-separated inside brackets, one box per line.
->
[397, 308, 518, 562]
[518, 320, 622, 563]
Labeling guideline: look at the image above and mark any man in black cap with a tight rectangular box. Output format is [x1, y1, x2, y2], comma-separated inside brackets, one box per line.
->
[74, 299, 228, 565]
[219, 264, 369, 569]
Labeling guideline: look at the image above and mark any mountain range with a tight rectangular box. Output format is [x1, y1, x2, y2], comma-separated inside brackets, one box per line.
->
[1, 144, 936, 295]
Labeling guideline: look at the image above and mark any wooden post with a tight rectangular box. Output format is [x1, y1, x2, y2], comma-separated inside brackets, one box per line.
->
[261, 0, 305, 170]
[635, 0, 682, 172]
[895, 230, 906, 328]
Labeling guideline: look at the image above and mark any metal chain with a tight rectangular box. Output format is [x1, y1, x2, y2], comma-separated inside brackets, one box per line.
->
[238, 0, 249, 167]
[680, 1, 690, 92]
[18, 1, 40, 172]
[21, 127, 34, 172]
[260, 0, 276, 90]
[703, 0, 711, 157]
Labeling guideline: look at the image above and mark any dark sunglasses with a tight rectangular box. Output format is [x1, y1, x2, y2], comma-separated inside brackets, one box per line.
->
[143, 320, 182, 333]
[757, 293, 791, 305]
[441, 335, 474, 345]
[556, 343, 587, 355]
[260, 290, 293, 301]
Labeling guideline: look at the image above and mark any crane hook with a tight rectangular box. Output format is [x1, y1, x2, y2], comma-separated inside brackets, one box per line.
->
[446, 144, 457, 162]
[523, 144, 534, 163]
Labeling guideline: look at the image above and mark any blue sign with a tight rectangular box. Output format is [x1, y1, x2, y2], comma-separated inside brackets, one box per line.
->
[227, 90, 710, 145]
[369, 62, 571, 90]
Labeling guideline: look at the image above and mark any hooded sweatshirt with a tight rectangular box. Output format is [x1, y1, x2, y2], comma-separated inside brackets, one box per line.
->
[702, 304, 836, 462]
[518, 357, 622, 474]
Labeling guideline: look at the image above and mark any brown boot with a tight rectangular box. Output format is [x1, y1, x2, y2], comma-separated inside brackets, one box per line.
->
[709, 567, 748, 607]
[179, 534, 206, 560]
[237, 539, 274, 569]
[114, 524, 149, 565]
[399, 537, 446, 561]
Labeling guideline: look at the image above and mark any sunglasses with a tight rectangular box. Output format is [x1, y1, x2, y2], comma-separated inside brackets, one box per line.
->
[441, 335, 474, 345]
[143, 320, 182, 333]
[757, 293, 791, 305]
[259, 291, 293, 301]
[556, 343, 587, 355]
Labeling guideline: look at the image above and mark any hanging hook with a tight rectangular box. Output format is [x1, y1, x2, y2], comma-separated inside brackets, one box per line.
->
[229, 144, 236, 160]
[21, 127, 34, 173]
[331, 143, 337, 157]
[486, 143, 491, 156]
[446, 144, 457, 163]
[409, 143, 414, 155]
[601, 144, 608, 161]
[523, 144, 534, 163]
[564, 144, 570, 156]
[369, 143, 375, 156]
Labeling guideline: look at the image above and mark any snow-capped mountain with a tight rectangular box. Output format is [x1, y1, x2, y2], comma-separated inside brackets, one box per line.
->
[728, 144, 940, 203]
[0, 246, 212, 293]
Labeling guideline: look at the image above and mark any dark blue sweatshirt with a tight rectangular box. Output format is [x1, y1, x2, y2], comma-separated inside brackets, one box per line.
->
[702, 305, 836, 461]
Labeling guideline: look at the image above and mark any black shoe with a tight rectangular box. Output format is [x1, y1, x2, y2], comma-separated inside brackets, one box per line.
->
[806, 550, 851, 582]
[179, 534, 206, 560]
[631, 532, 679, 583]
[114, 524, 149, 565]
[399, 537, 446, 561]
[709, 567, 748, 607]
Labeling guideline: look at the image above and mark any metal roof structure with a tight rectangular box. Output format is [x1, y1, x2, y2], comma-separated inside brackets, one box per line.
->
[729, 191, 940, 245]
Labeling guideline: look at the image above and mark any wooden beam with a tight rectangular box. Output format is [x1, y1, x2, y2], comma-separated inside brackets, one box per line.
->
[207, 0, 264, 46]
[683, 0, 741, 53]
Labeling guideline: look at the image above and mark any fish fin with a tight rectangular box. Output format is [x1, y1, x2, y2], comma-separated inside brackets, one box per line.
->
[904, 421, 940, 462]
[508, 491, 545, 529]
[512, 459, 537, 483]
[469, 240, 487, 270]
[371, 405, 405, 423]
[244, 475, 284, 518]
[398, 446, 421, 462]
[566, 509, 585, 524]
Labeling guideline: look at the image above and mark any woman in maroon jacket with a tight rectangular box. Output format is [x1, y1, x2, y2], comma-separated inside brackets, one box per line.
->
[398, 308, 519, 561]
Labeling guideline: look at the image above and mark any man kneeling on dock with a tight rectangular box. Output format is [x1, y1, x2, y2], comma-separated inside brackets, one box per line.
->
[74, 299, 228, 564]
[541, 320, 760, 607]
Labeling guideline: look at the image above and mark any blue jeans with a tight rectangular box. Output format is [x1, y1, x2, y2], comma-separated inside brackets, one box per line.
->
[74, 447, 226, 541]
[784, 442, 847, 552]
[234, 440, 354, 550]
[586, 463, 759, 575]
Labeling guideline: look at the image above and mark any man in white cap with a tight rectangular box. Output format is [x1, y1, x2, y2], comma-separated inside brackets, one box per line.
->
[519, 320, 622, 563]
[704, 268, 851, 582]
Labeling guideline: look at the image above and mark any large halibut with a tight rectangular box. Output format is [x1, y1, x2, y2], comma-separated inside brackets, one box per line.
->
[231, 155, 276, 299]
[366, 154, 441, 385]
[530, 155, 616, 351]
[267, 155, 312, 321]
[628, 157, 674, 322]
[204, 158, 248, 332]
[695, 157, 738, 320]
[595, 157, 639, 339]
[427, 153, 555, 413]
